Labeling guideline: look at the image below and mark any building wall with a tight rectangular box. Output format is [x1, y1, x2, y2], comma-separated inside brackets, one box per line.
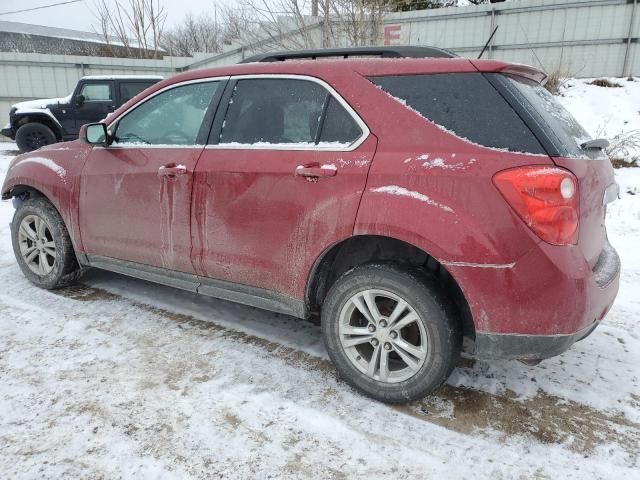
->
[382, 0, 639, 78]
[191, 0, 640, 78]
[0, 51, 195, 140]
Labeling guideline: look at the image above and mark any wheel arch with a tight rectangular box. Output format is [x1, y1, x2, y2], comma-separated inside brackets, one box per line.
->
[3, 184, 47, 203]
[14, 113, 64, 140]
[305, 234, 475, 342]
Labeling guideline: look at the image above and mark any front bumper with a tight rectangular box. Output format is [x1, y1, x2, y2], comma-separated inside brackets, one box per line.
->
[1, 124, 14, 140]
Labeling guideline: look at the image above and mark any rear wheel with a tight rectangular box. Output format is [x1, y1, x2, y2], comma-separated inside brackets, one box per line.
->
[11, 197, 82, 289]
[15, 123, 56, 152]
[322, 263, 460, 403]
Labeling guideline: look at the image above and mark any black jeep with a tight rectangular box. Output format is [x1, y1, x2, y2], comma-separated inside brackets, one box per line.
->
[2, 75, 162, 152]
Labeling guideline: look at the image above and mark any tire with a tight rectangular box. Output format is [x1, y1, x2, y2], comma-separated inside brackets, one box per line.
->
[15, 123, 57, 152]
[11, 196, 83, 289]
[322, 263, 460, 403]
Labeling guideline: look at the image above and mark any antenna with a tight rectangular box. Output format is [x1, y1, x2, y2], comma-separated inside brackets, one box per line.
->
[477, 25, 499, 60]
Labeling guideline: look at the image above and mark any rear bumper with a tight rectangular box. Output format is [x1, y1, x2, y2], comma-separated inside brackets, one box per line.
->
[449, 239, 620, 361]
[475, 321, 599, 361]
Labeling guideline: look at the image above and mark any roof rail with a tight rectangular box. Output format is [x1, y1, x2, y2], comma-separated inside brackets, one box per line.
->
[239, 46, 457, 63]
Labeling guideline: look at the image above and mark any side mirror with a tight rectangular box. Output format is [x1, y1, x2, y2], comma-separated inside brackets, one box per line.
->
[75, 94, 85, 107]
[81, 123, 109, 146]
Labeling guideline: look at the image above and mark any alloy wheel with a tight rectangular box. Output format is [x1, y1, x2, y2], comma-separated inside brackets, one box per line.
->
[338, 289, 429, 383]
[18, 214, 57, 275]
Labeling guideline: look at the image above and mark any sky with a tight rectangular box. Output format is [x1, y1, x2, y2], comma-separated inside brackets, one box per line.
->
[0, 0, 230, 32]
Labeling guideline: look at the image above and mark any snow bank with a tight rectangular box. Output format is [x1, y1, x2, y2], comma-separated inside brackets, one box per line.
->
[558, 77, 640, 163]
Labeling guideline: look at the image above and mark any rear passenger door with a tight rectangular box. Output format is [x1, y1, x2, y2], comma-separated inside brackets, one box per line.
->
[191, 75, 377, 300]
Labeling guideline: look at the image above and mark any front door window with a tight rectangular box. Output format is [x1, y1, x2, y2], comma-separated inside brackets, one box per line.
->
[114, 81, 220, 146]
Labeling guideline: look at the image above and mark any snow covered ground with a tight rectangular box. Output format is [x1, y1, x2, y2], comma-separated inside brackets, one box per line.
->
[558, 77, 640, 163]
[1, 86, 640, 477]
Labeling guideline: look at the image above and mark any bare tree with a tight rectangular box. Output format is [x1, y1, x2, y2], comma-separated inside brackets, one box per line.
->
[92, 0, 167, 59]
[234, 0, 319, 50]
[162, 12, 221, 56]
[234, 0, 390, 51]
[328, 0, 388, 47]
[217, 3, 255, 46]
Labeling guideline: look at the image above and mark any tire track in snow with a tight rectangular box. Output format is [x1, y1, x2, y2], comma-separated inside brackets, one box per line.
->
[51, 281, 640, 461]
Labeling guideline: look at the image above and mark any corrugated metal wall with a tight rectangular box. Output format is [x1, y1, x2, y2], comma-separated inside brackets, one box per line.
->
[1, 0, 638, 142]
[382, 0, 639, 78]
[0, 51, 195, 139]
[191, 0, 639, 78]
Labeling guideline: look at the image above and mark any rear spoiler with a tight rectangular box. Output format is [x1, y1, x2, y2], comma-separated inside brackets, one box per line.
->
[500, 64, 548, 85]
[471, 60, 548, 85]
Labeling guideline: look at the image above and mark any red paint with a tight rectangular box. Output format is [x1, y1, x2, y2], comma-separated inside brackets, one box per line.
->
[191, 136, 377, 297]
[1, 57, 619, 343]
[79, 146, 203, 273]
[383, 25, 401, 46]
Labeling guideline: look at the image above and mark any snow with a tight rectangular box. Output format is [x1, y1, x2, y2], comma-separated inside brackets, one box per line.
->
[216, 141, 352, 149]
[558, 78, 640, 163]
[418, 154, 476, 171]
[371, 185, 455, 213]
[19, 156, 67, 182]
[81, 75, 163, 80]
[320, 163, 337, 170]
[1, 123, 640, 476]
[13, 95, 73, 110]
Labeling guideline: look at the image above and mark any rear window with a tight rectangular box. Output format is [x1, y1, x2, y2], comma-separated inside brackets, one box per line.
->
[495, 74, 591, 157]
[369, 73, 545, 155]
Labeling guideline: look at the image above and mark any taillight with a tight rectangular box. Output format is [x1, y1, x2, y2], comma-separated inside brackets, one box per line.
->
[493, 166, 579, 245]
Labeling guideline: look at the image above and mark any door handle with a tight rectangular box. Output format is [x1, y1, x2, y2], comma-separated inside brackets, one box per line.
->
[295, 164, 337, 179]
[158, 164, 187, 178]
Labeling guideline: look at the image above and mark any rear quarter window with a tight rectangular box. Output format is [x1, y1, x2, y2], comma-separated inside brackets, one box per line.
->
[491, 74, 592, 158]
[369, 73, 545, 155]
[319, 97, 362, 144]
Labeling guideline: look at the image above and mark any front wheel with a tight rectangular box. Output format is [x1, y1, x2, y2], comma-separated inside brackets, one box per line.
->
[15, 123, 56, 152]
[11, 197, 82, 289]
[322, 263, 460, 403]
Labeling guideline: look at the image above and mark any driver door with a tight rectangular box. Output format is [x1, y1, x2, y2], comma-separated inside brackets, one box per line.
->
[79, 78, 225, 274]
[73, 81, 116, 134]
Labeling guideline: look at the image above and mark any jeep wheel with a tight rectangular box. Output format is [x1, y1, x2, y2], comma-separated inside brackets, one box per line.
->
[322, 264, 460, 403]
[11, 197, 83, 289]
[15, 123, 57, 152]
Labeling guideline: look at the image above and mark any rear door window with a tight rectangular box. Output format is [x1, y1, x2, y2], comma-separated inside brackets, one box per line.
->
[217, 77, 365, 148]
[219, 78, 326, 145]
[369, 73, 545, 155]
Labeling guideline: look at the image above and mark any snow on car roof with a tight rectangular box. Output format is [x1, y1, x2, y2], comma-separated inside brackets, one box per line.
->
[81, 75, 163, 80]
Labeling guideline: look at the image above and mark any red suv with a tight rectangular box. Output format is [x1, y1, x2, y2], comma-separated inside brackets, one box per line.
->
[1, 47, 620, 402]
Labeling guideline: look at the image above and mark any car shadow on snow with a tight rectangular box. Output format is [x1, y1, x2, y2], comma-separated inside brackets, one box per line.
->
[52, 269, 640, 460]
